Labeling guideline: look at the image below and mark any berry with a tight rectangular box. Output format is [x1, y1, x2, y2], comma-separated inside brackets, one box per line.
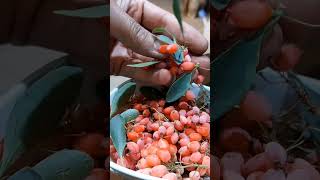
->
[167, 44, 179, 54]
[189, 133, 202, 141]
[189, 171, 200, 180]
[273, 44, 302, 71]
[264, 142, 287, 165]
[181, 62, 196, 71]
[151, 165, 168, 177]
[133, 125, 145, 133]
[159, 45, 168, 54]
[195, 75, 205, 84]
[190, 152, 202, 163]
[170, 133, 179, 144]
[184, 54, 192, 62]
[170, 110, 180, 121]
[158, 139, 170, 150]
[188, 141, 200, 152]
[127, 142, 140, 154]
[127, 131, 139, 142]
[146, 154, 161, 167]
[162, 173, 178, 180]
[157, 149, 171, 163]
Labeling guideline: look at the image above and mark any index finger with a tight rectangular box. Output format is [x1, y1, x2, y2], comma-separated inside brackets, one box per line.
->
[141, 1, 208, 55]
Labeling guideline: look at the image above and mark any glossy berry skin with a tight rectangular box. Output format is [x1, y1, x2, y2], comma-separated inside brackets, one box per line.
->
[159, 45, 168, 54]
[181, 62, 196, 71]
[167, 44, 179, 54]
[151, 165, 168, 177]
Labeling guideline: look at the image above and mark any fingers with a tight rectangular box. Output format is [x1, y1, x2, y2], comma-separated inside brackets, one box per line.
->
[142, 1, 208, 55]
[119, 65, 173, 86]
[191, 55, 210, 84]
[110, 0, 165, 59]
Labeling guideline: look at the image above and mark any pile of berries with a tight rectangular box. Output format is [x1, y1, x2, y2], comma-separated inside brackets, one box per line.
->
[110, 90, 210, 180]
[149, 43, 205, 85]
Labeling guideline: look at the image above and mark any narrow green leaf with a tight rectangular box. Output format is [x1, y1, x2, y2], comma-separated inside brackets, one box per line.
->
[210, 0, 232, 10]
[173, 0, 184, 33]
[127, 61, 160, 68]
[166, 73, 192, 103]
[152, 27, 167, 34]
[54, 5, 109, 18]
[32, 150, 94, 180]
[157, 35, 174, 45]
[140, 86, 164, 100]
[173, 47, 183, 65]
[110, 82, 136, 117]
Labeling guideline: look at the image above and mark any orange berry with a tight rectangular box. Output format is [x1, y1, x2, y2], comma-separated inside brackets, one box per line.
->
[137, 158, 149, 169]
[146, 154, 161, 167]
[162, 173, 178, 180]
[151, 165, 168, 178]
[179, 146, 191, 157]
[133, 124, 145, 133]
[158, 139, 169, 150]
[159, 45, 168, 54]
[170, 110, 180, 121]
[164, 106, 174, 115]
[185, 90, 196, 101]
[188, 141, 200, 152]
[127, 131, 139, 142]
[179, 137, 190, 147]
[170, 133, 179, 144]
[181, 62, 195, 71]
[166, 126, 175, 136]
[167, 44, 178, 54]
[127, 142, 139, 154]
[190, 152, 202, 163]
[168, 144, 178, 155]
[174, 120, 184, 131]
[196, 125, 210, 137]
[189, 133, 202, 141]
[140, 117, 150, 125]
[157, 149, 171, 163]
[185, 128, 196, 135]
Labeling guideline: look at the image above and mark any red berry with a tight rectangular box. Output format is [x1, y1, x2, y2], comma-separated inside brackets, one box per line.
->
[167, 44, 178, 54]
[181, 62, 196, 71]
[159, 45, 168, 54]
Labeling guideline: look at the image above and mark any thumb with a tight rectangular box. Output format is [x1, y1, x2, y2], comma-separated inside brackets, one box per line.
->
[110, 1, 164, 59]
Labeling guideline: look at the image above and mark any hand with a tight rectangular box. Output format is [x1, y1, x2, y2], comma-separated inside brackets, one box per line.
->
[110, 0, 210, 85]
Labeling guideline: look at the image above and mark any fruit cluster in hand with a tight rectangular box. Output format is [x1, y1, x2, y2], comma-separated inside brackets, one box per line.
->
[110, 90, 210, 180]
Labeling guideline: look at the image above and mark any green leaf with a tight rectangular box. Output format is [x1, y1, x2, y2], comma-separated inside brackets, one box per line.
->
[110, 110, 139, 157]
[173, 47, 184, 65]
[110, 115, 127, 158]
[212, 14, 281, 120]
[211, 0, 232, 10]
[8, 168, 42, 180]
[157, 35, 174, 45]
[32, 150, 93, 180]
[127, 61, 160, 68]
[0, 66, 83, 176]
[140, 86, 164, 100]
[120, 109, 140, 123]
[54, 5, 109, 18]
[166, 73, 192, 103]
[152, 27, 167, 34]
[173, 0, 183, 33]
[110, 82, 136, 117]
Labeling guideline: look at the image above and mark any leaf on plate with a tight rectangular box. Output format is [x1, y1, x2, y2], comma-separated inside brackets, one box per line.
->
[110, 82, 136, 117]
[54, 5, 109, 18]
[127, 61, 160, 68]
[166, 73, 193, 103]
[110, 109, 139, 157]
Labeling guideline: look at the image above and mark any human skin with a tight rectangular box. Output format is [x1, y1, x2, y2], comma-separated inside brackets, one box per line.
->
[110, 0, 210, 86]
